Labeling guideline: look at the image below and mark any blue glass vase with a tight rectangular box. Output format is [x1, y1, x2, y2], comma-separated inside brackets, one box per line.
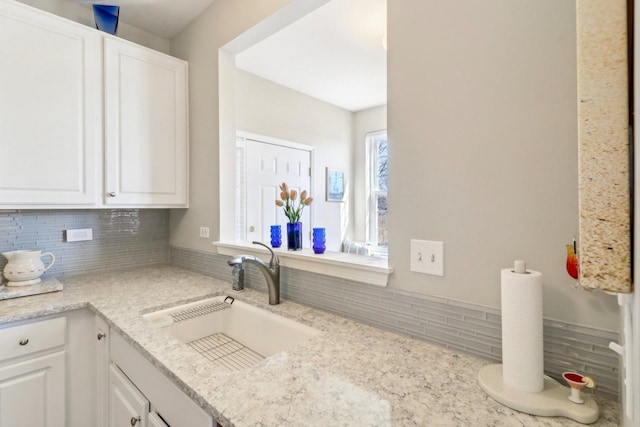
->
[93, 5, 120, 35]
[270, 225, 282, 248]
[312, 228, 326, 254]
[287, 222, 302, 251]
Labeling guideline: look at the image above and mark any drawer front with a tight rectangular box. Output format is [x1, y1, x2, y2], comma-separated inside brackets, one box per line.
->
[0, 316, 66, 362]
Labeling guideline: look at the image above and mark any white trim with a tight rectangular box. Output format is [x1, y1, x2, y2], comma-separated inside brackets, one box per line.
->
[213, 241, 392, 287]
[237, 131, 315, 152]
[235, 138, 247, 241]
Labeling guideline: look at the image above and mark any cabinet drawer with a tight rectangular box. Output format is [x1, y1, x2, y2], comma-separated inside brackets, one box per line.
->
[0, 317, 66, 362]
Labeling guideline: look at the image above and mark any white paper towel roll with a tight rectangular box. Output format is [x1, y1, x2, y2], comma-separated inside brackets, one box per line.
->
[501, 267, 544, 393]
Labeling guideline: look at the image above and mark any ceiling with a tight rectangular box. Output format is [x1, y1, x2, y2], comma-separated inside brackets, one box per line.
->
[235, 0, 387, 112]
[73, 0, 216, 39]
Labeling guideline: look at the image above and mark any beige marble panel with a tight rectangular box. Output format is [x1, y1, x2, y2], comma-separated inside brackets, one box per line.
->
[577, 0, 631, 293]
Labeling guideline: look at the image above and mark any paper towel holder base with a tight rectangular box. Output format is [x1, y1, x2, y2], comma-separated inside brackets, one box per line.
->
[478, 364, 599, 424]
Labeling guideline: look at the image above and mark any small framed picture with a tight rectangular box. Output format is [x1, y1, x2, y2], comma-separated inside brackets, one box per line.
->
[326, 168, 345, 202]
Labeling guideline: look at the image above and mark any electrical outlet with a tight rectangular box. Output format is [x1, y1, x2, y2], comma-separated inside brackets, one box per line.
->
[199, 227, 210, 238]
[410, 239, 444, 276]
[66, 228, 93, 242]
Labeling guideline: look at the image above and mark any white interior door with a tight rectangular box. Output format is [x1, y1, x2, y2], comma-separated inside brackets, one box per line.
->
[245, 139, 312, 246]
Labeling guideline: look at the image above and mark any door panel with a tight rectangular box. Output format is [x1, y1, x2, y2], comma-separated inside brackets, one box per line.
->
[0, 2, 101, 205]
[245, 139, 312, 246]
[104, 38, 188, 207]
[0, 351, 66, 427]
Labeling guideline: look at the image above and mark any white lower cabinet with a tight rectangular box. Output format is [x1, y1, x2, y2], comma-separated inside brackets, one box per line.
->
[0, 312, 214, 427]
[109, 328, 214, 427]
[0, 316, 68, 427]
[110, 364, 149, 427]
[0, 310, 97, 427]
[0, 351, 66, 427]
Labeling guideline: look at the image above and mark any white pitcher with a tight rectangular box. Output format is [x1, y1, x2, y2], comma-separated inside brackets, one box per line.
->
[2, 249, 56, 286]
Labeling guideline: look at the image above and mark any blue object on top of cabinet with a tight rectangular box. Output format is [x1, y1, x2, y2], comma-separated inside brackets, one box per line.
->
[93, 5, 119, 35]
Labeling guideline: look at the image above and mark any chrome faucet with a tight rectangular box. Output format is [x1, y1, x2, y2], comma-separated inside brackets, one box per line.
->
[227, 241, 280, 305]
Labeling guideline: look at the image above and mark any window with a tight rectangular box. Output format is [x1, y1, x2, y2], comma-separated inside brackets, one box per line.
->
[366, 130, 388, 252]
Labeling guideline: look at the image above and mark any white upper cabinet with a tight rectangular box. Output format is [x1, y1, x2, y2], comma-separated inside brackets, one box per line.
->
[0, 0, 188, 208]
[0, 1, 102, 206]
[104, 38, 188, 207]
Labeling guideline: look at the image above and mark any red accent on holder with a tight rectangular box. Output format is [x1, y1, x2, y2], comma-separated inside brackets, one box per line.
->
[564, 372, 584, 383]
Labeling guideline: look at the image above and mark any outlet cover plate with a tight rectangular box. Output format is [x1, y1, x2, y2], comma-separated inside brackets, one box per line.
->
[66, 228, 93, 242]
[410, 239, 444, 276]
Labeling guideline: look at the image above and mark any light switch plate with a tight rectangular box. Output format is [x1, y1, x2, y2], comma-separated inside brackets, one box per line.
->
[410, 239, 444, 276]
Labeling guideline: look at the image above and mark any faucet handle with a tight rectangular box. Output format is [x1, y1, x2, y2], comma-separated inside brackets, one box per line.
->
[252, 241, 279, 268]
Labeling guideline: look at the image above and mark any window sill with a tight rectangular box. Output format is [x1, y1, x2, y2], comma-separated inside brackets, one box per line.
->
[213, 241, 392, 287]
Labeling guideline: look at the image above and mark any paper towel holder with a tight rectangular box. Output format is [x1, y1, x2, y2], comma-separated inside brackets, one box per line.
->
[477, 261, 599, 424]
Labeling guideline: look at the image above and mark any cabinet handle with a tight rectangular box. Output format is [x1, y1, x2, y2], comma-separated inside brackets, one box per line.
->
[108, 192, 117, 197]
[97, 332, 107, 340]
[19, 339, 29, 346]
[130, 416, 141, 426]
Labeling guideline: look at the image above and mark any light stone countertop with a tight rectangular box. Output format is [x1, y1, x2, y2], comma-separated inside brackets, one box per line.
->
[0, 266, 620, 426]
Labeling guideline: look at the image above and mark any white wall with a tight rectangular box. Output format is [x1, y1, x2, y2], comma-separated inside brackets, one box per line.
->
[353, 105, 387, 243]
[169, 0, 299, 252]
[388, 0, 618, 330]
[171, 0, 619, 330]
[16, 0, 169, 52]
[235, 70, 353, 251]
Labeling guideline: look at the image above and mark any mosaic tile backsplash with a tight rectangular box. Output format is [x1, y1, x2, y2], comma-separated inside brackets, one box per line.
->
[0, 209, 170, 280]
[171, 245, 620, 399]
[0, 210, 619, 400]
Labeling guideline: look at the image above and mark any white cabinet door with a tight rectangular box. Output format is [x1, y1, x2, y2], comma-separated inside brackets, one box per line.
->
[95, 317, 110, 427]
[109, 364, 149, 427]
[0, 351, 66, 427]
[0, 1, 102, 206]
[110, 332, 213, 427]
[104, 37, 188, 207]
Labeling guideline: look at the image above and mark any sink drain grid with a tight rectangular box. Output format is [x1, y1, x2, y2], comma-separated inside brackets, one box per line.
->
[170, 301, 230, 323]
[187, 333, 264, 371]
